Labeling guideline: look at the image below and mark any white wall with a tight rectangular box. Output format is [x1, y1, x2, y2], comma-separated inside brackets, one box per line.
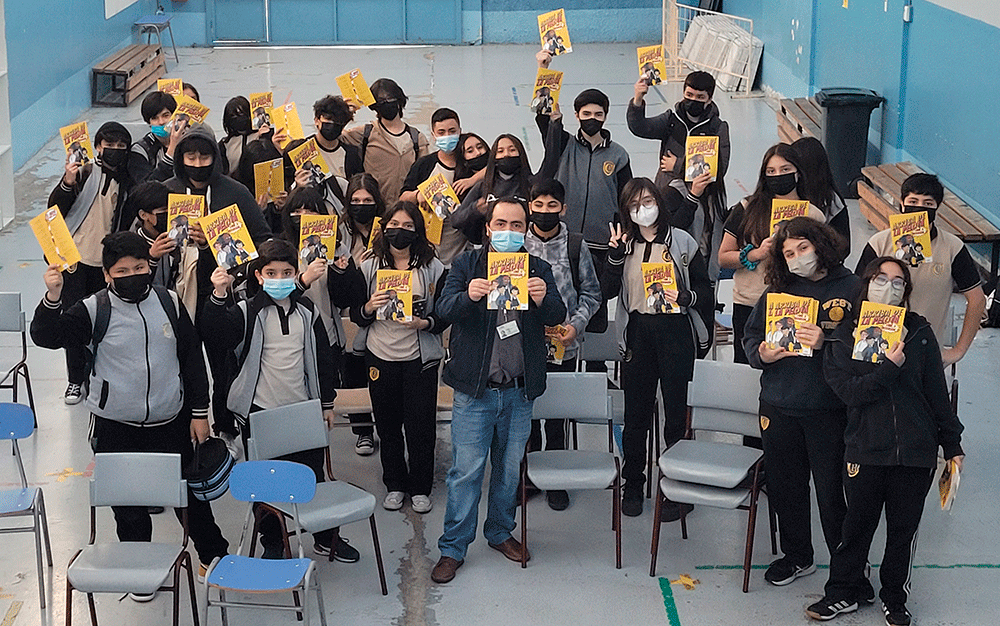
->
[926, 0, 1000, 28]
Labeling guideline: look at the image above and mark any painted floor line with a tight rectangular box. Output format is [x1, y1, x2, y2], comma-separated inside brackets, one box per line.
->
[1, 601, 22, 626]
[696, 563, 1000, 571]
[658, 577, 681, 626]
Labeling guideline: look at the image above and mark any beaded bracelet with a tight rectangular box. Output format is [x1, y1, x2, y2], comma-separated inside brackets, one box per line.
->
[739, 243, 759, 271]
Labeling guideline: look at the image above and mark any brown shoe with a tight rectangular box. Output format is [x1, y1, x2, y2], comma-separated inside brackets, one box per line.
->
[488, 537, 530, 563]
[431, 556, 463, 584]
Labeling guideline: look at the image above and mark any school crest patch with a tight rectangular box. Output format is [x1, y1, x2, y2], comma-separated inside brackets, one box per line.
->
[759, 415, 770, 431]
[369, 367, 380, 381]
[603, 161, 615, 176]
[847, 463, 860, 478]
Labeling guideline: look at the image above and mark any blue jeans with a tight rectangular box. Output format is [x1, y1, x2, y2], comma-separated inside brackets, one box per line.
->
[438, 386, 533, 561]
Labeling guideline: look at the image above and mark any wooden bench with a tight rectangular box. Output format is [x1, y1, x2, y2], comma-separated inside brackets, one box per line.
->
[776, 97, 822, 144]
[92, 44, 165, 107]
[858, 161, 1000, 285]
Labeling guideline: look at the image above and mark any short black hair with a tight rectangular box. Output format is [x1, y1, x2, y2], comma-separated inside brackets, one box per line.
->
[313, 95, 354, 125]
[101, 231, 151, 271]
[530, 178, 566, 204]
[370, 78, 408, 110]
[485, 195, 529, 224]
[94, 121, 131, 147]
[181, 135, 216, 157]
[183, 83, 200, 101]
[256, 238, 298, 269]
[431, 108, 460, 128]
[141, 91, 177, 123]
[126, 181, 170, 217]
[684, 71, 716, 98]
[573, 88, 610, 113]
[900, 173, 944, 206]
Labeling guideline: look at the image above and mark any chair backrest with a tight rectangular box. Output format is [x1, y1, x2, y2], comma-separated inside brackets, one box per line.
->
[687, 360, 761, 439]
[90, 453, 187, 509]
[0, 293, 24, 333]
[0, 403, 34, 440]
[229, 460, 316, 504]
[577, 320, 621, 363]
[533, 372, 609, 422]
[249, 399, 326, 461]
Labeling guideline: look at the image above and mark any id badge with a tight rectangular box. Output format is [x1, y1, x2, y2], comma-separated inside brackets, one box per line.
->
[497, 320, 520, 339]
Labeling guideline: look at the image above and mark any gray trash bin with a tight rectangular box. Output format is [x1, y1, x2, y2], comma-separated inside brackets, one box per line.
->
[815, 88, 884, 199]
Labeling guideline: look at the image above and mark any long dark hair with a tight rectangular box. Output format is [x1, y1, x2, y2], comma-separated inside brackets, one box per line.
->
[482, 134, 532, 200]
[280, 186, 327, 243]
[235, 137, 281, 194]
[740, 143, 809, 247]
[372, 201, 436, 269]
[344, 173, 386, 237]
[454, 132, 488, 181]
[765, 216, 847, 291]
[792, 137, 842, 217]
[857, 256, 913, 310]
[617, 177, 678, 244]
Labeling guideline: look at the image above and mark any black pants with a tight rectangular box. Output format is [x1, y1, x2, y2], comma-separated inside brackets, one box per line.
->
[620, 313, 695, 495]
[528, 358, 577, 452]
[825, 464, 934, 605]
[201, 333, 238, 437]
[759, 401, 847, 567]
[732, 303, 753, 365]
[62, 264, 106, 384]
[342, 352, 375, 437]
[93, 416, 229, 566]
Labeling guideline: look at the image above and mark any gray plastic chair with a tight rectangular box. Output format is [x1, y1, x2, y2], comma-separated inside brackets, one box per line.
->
[649, 360, 776, 592]
[248, 399, 387, 595]
[66, 452, 197, 626]
[0, 293, 36, 415]
[520, 372, 622, 569]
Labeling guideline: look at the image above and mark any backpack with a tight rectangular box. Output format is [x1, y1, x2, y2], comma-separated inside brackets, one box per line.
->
[88, 285, 181, 373]
[359, 123, 421, 166]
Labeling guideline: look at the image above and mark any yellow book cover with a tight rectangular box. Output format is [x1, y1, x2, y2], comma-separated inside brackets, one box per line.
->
[299, 214, 338, 270]
[249, 92, 274, 130]
[770, 199, 811, 235]
[419, 205, 444, 246]
[29, 207, 81, 271]
[253, 158, 284, 201]
[166, 194, 205, 246]
[417, 173, 460, 220]
[170, 95, 211, 126]
[269, 102, 305, 145]
[487, 252, 529, 310]
[889, 211, 933, 266]
[375, 270, 413, 322]
[765, 293, 819, 357]
[368, 217, 382, 250]
[641, 262, 681, 314]
[938, 457, 960, 511]
[544, 325, 567, 364]
[530, 68, 563, 115]
[288, 138, 331, 186]
[637, 44, 667, 85]
[335, 68, 376, 108]
[157, 78, 182, 96]
[685, 136, 718, 182]
[199, 204, 259, 270]
[59, 122, 94, 166]
[538, 9, 572, 55]
[852, 301, 905, 363]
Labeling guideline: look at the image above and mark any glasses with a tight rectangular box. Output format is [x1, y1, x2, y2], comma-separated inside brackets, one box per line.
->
[872, 274, 906, 290]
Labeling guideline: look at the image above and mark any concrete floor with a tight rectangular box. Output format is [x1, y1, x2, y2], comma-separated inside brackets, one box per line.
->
[1, 44, 997, 626]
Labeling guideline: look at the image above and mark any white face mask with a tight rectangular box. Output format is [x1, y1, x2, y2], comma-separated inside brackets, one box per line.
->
[787, 249, 819, 278]
[631, 203, 659, 227]
[868, 277, 906, 307]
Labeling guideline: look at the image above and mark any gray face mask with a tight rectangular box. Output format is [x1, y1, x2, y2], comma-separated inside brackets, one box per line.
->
[867, 277, 905, 307]
[787, 250, 819, 278]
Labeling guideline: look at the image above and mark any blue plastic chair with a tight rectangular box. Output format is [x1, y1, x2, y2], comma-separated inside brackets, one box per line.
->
[0, 403, 51, 610]
[200, 460, 328, 626]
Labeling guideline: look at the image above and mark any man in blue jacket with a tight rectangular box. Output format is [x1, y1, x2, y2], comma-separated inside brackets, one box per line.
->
[431, 197, 566, 584]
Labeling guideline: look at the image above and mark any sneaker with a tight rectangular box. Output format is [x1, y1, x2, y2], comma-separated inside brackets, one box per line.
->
[546, 490, 569, 511]
[128, 592, 157, 602]
[219, 431, 242, 461]
[355, 434, 375, 456]
[315, 538, 361, 563]
[883, 603, 911, 626]
[660, 500, 694, 522]
[622, 491, 643, 517]
[197, 564, 208, 584]
[411, 495, 433, 514]
[860, 577, 876, 605]
[383, 491, 405, 511]
[806, 597, 858, 621]
[64, 383, 83, 405]
[764, 557, 816, 586]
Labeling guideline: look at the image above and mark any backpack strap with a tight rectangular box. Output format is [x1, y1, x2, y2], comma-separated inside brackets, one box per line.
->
[359, 123, 374, 166]
[88, 289, 112, 369]
[567, 232, 584, 294]
[406, 125, 421, 157]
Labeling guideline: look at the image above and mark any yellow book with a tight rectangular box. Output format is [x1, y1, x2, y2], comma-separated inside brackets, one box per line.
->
[29, 207, 81, 271]
[770, 199, 811, 235]
[416, 173, 460, 220]
[199, 204, 259, 270]
[253, 158, 284, 202]
[419, 206, 444, 246]
[157, 78, 182, 96]
[335, 68, 376, 108]
[367, 217, 382, 250]
[166, 194, 206, 246]
[170, 94, 211, 127]
[637, 44, 667, 85]
[538, 9, 572, 55]
[544, 325, 567, 364]
[938, 457, 960, 511]
[530, 68, 563, 115]
[288, 138, 330, 185]
[641, 262, 681, 314]
[59, 122, 94, 166]
[765, 293, 819, 357]
[889, 211, 933, 266]
[487, 252, 529, 311]
[852, 301, 905, 363]
[299, 214, 338, 271]
[249, 92, 274, 130]
[685, 136, 719, 182]
[375, 270, 413, 322]
[269, 102, 305, 147]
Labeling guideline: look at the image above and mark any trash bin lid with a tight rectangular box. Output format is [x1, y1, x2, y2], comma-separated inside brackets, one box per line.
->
[815, 87, 885, 108]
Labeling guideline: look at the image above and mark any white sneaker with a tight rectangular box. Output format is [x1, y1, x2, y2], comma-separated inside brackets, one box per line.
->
[411, 495, 433, 514]
[383, 491, 405, 511]
[129, 592, 157, 602]
[219, 432, 242, 461]
[355, 434, 375, 456]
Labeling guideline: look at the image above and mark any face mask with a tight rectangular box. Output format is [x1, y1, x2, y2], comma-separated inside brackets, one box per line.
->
[530, 211, 561, 232]
[110, 272, 152, 303]
[435, 134, 460, 154]
[579, 118, 604, 137]
[100, 148, 127, 170]
[631, 203, 659, 227]
[289, 214, 302, 232]
[151, 125, 169, 139]
[348, 203, 377, 224]
[684, 99, 707, 117]
[467, 152, 488, 172]
[319, 122, 345, 142]
[496, 156, 522, 176]
[187, 163, 213, 183]
[489, 229, 525, 253]
[787, 249, 819, 278]
[384, 227, 418, 249]
[867, 279, 905, 307]
[262, 277, 296, 300]
[902, 205, 936, 226]
[154, 212, 169, 233]
[371, 101, 400, 120]
[227, 115, 252, 135]
[765, 172, 798, 196]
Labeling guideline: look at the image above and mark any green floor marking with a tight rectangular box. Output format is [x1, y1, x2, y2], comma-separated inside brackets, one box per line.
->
[659, 577, 681, 626]
[696, 563, 1000, 570]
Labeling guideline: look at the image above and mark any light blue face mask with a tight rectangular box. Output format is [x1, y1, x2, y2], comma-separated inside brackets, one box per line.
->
[151, 125, 169, 139]
[489, 229, 525, 253]
[262, 277, 296, 300]
[435, 134, 460, 153]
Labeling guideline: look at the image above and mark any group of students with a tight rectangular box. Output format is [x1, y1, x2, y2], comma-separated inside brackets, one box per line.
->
[26, 49, 975, 624]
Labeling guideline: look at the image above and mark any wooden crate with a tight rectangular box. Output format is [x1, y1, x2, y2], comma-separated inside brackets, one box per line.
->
[92, 44, 165, 107]
[776, 97, 822, 144]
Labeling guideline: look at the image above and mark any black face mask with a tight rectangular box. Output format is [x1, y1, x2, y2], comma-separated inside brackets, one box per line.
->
[765, 172, 798, 197]
[187, 163, 213, 183]
[100, 147, 127, 170]
[371, 101, 400, 120]
[289, 214, 302, 232]
[496, 156, 522, 176]
[227, 115, 253, 135]
[348, 202, 377, 224]
[684, 98, 707, 118]
[154, 212, 169, 233]
[579, 118, 604, 137]
[384, 227, 418, 249]
[110, 272, 153, 303]
[319, 122, 346, 142]
[466, 153, 488, 173]
[530, 211, 561, 232]
[903, 205, 936, 226]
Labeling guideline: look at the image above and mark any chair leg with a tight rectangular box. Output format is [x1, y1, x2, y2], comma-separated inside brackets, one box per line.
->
[680, 509, 688, 540]
[184, 553, 200, 626]
[743, 496, 760, 593]
[520, 461, 528, 569]
[167, 23, 179, 62]
[21, 364, 36, 418]
[649, 477, 664, 577]
[313, 569, 329, 626]
[34, 506, 46, 608]
[65, 581, 73, 626]
[172, 560, 182, 626]
[369, 516, 388, 595]
[219, 589, 229, 626]
[87, 593, 98, 626]
[292, 589, 304, 622]
[39, 491, 53, 565]
[614, 472, 622, 569]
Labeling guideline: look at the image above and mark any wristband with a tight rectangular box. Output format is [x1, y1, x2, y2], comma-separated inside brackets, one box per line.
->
[739, 244, 759, 271]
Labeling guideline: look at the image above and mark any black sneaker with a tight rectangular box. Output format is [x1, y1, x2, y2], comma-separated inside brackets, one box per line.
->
[355, 434, 375, 456]
[883, 603, 911, 626]
[315, 537, 361, 563]
[764, 557, 816, 586]
[546, 490, 569, 511]
[806, 597, 858, 621]
[860, 576, 876, 604]
[660, 501, 694, 522]
[261, 544, 285, 560]
[622, 492, 643, 517]
[64, 383, 83, 405]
